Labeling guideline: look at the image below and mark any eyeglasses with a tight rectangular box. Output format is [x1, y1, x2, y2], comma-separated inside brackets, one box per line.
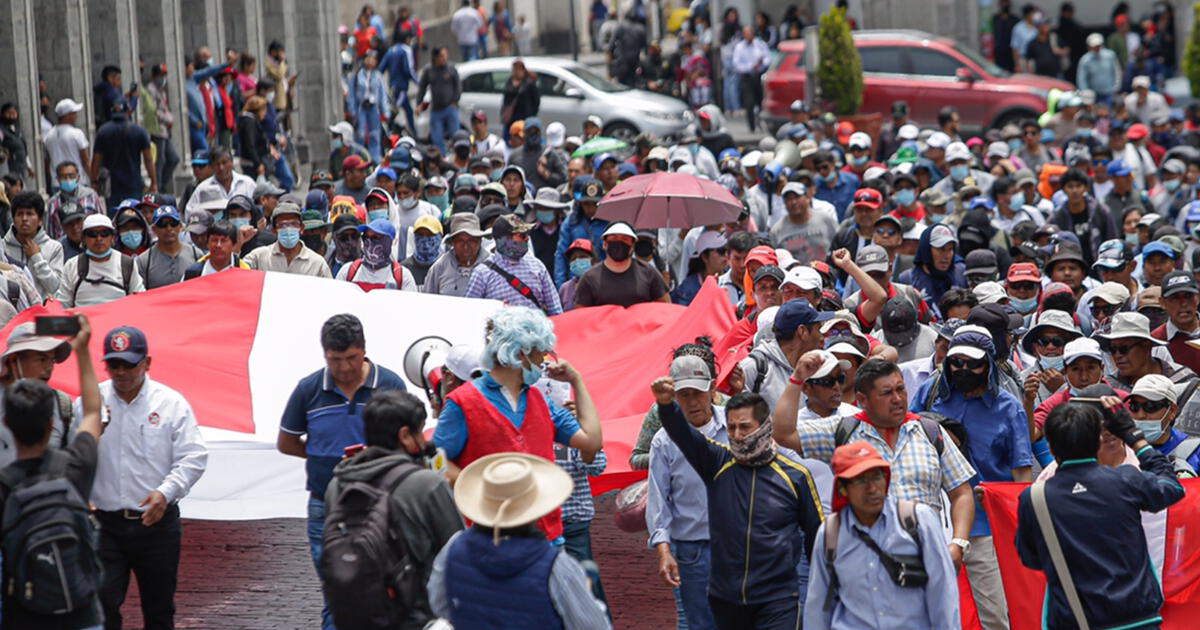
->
[845, 470, 888, 488]
[1108, 342, 1142, 356]
[807, 374, 847, 388]
[875, 227, 898, 237]
[155, 220, 181, 229]
[83, 230, 113, 239]
[1127, 399, 1170, 413]
[276, 220, 302, 229]
[948, 356, 987, 370]
[1035, 336, 1068, 348]
[337, 232, 360, 243]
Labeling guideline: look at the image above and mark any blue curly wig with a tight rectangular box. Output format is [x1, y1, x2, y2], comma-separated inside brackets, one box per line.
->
[482, 306, 557, 370]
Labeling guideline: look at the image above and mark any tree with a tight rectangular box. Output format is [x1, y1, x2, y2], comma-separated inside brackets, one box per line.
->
[816, 6, 863, 115]
[1183, 3, 1200, 100]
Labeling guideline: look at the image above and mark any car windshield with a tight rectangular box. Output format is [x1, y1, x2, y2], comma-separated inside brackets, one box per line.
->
[949, 39, 1009, 78]
[566, 64, 629, 92]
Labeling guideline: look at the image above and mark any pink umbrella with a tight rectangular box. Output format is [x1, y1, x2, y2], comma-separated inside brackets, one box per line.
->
[595, 172, 743, 229]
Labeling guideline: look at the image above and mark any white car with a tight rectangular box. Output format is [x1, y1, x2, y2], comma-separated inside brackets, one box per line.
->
[413, 56, 692, 144]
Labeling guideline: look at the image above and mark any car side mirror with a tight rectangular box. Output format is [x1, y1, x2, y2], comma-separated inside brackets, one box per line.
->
[955, 68, 976, 83]
[564, 87, 584, 99]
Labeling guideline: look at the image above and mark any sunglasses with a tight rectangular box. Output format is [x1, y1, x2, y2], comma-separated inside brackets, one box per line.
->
[1035, 336, 1068, 348]
[703, 247, 727, 256]
[948, 356, 987, 370]
[83, 230, 113, 239]
[807, 374, 847, 388]
[1127, 399, 1170, 414]
[1108, 342, 1142, 356]
[875, 227, 898, 237]
[1090, 303, 1119, 317]
[156, 220, 181, 229]
[337, 232, 360, 243]
[1009, 281, 1039, 292]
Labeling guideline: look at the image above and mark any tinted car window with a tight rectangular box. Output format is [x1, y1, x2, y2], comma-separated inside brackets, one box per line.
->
[538, 73, 570, 97]
[908, 48, 965, 78]
[463, 71, 510, 93]
[858, 46, 908, 74]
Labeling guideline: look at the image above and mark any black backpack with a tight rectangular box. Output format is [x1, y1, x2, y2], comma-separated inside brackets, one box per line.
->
[834, 414, 945, 456]
[72, 252, 134, 302]
[322, 460, 423, 629]
[0, 450, 100, 615]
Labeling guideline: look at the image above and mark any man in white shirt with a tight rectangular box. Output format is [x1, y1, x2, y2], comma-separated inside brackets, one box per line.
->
[182, 146, 256, 216]
[451, 0, 485, 60]
[86, 325, 207, 629]
[56, 214, 145, 307]
[42, 98, 92, 186]
[731, 26, 771, 132]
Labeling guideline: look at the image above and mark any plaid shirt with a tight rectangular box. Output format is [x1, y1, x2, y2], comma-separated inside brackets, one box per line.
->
[555, 447, 607, 524]
[795, 414, 976, 509]
[45, 187, 106, 239]
[464, 252, 563, 314]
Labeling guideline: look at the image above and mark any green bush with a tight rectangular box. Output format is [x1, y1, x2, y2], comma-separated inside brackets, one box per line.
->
[816, 6, 863, 115]
[1183, 3, 1200, 98]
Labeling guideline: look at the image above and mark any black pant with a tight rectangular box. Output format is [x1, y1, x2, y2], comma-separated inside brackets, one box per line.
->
[709, 594, 801, 630]
[96, 505, 182, 630]
[740, 73, 764, 132]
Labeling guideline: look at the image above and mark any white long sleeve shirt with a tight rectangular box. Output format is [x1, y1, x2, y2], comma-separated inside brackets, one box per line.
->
[84, 376, 208, 511]
[731, 38, 771, 75]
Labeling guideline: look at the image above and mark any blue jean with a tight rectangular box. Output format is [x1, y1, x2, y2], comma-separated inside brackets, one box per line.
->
[562, 520, 608, 609]
[429, 105, 459, 155]
[392, 86, 416, 135]
[307, 496, 337, 630]
[356, 106, 383, 163]
[189, 125, 208, 155]
[274, 153, 295, 192]
[722, 66, 741, 112]
[672, 540, 717, 630]
[460, 44, 479, 61]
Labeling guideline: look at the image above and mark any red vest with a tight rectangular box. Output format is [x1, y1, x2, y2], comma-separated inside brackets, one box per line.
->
[448, 381, 563, 541]
[1152, 323, 1200, 376]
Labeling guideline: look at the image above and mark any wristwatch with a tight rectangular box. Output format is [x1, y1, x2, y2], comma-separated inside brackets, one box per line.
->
[950, 538, 972, 554]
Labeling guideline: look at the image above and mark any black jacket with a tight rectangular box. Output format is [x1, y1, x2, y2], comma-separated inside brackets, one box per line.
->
[236, 113, 269, 175]
[501, 77, 540, 124]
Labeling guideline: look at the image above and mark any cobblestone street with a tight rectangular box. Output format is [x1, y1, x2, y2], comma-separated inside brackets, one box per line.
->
[120, 492, 675, 629]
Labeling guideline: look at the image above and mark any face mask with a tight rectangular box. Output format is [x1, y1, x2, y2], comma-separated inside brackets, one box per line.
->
[332, 139, 344, 150]
[119, 231, 143, 249]
[231, 217, 251, 229]
[729, 419, 777, 467]
[569, 258, 592, 278]
[1068, 385, 1087, 396]
[633, 240, 655, 259]
[1166, 178, 1182, 192]
[1010, 191, 1025, 208]
[302, 233, 325, 251]
[85, 247, 113, 259]
[950, 164, 970, 182]
[1134, 416, 1168, 443]
[521, 360, 542, 386]
[334, 235, 362, 261]
[927, 213, 946, 225]
[427, 193, 449, 211]
[59, 180, 79, 194]
[400, 196, 420, 210]
[414, 234, 441, 264]
[948, 368, 988, 393]
[1008, 138, 1022, 152]
[212, 210, 226, 222]
[851, 154, 869, 167]
[495, 236, 529, 259]
[822, 171, 838, 184]
[1038, 355, 1065, 371]
[367, 209, 389, 222]
[1011, 295, 1038, 314]
[362, 236, 392, 269]
[1077, 128, 1092, 138]
[1125, 232, 1140, 248]
[277, 226, 301, 248]
[536, 210, 556, 225]
[491, 167, 504, 181]
[606, 241, 632, 262]
[894, 189, 916, 206]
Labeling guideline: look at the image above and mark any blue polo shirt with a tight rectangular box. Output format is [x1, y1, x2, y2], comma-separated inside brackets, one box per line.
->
[814, 170, 859, 221]
[1158, 429, 1200, 474]
[434, 373, 581, 460]
[913, 382, 1033, 537]
[280, 361, 407, 497]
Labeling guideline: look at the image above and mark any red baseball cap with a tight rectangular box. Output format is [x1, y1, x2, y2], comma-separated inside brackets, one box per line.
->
[342, 154, 369, 171]
[1127, 123, 1149, 141]
[852, 188, 883, 210]
[1006, 262, 1042, 284]
[566, 238, 594, 255]
[831, 441, 891, 512]
[745, 245, 779, 268]
[836, 121, 855, 146]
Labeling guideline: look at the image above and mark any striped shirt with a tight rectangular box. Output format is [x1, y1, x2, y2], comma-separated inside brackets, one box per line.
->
[464, 253, 562, 314]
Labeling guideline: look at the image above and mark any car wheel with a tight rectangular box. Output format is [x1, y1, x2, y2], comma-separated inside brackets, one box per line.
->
[991, 109, 1038, 130]
[603, 121, 639, 143]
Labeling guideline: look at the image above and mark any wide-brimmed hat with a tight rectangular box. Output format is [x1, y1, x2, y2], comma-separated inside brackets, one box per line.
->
[1095, 312, 1166, 347]
[443, 213, 490, 243]
[1, 323, 72, 375]
[1020, 310, 1082, 354]
[454, 452, 574, 544]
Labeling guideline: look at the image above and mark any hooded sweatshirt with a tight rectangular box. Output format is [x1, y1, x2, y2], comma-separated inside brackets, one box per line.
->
[113, 211, 152, 258]
[898, 226, 967, 315]
[737, 338, 794, 410]
[697, 105, 735, 157]
[3, 226, 64, 300]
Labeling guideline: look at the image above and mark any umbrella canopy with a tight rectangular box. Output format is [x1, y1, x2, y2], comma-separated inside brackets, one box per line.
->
[571, 136, 629, 158]
[595, 172, 744, 230]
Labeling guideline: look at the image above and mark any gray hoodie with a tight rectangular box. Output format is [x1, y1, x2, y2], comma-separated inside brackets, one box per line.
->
[3, 226, 64, 300]
[738, 338, 795, 410]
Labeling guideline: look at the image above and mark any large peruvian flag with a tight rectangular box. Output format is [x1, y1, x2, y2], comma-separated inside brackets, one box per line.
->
[981, 480, 1200, 630]
[2, 270, 735, 518]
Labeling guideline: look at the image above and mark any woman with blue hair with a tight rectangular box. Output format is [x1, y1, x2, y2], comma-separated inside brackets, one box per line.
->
[433, 306, 604, 543]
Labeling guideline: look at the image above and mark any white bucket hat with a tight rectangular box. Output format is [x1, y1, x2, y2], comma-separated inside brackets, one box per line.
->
[454, 453, 574, 544]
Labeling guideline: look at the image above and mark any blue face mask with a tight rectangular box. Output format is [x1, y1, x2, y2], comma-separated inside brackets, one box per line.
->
[1008, 138, 1022, 152]
[332, 138, 344, 150]
[950, 164, 970, 182]
[894, 188, 916, 206]
[1166, 178, 1182, 192]
[59, 179, 79, 194]
[1077, 128, 1092, 138]
[1125, 232, 1140, 248]
[1038, 355, 1065, 371]
[1010, 295, 1038, 314]
[851, 154, 869, 167]
[927, 213, 946, 225]
[491, 167, 504, 181]
[569, 258, 592, 278]
[427, 193, 449, 211]
[367, 209, 389, 222]
[1010, 191, 1025, 208]
[85, 247, 113, 259]
[521, 362, 542, 386]
[231, 217, 251, 229]
[414, 234, 441, 264]
[119, 231, 143, 249]
[536, 210, 557, 225]
[212, 210, 225, 222]
[822, 171, 838, 184]
[1135, 417, 1167, 443]
[277, 226, 301, 248]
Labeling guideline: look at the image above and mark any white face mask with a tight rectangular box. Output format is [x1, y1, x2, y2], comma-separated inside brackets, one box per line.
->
[400, 197, 418, 210]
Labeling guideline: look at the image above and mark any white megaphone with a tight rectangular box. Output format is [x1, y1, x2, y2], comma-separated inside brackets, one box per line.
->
[403, 335, 452, 400]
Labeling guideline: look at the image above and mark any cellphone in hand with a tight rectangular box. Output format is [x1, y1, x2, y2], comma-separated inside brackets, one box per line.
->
[35, 316, 80, 337]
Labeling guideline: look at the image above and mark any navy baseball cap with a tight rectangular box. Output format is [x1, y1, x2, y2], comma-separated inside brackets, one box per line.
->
[304, 190, 330, 214]
[103, 326, 148, 363]
[151, 205, 182, 225]
[358, 218, 397, 240]
[772, 299, 835, 338]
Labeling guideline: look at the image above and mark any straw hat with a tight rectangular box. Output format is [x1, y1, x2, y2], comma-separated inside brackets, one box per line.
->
[454, 452, 573, 544]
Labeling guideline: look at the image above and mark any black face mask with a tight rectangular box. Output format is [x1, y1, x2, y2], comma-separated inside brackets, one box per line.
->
[606, 241, 632, 262]
[454, 146, 470, 160]
[634, 240, 655, 258]
[421, 442, 439, 460]
[948, 368, 988, 393]
[301, 233, 325, 252]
